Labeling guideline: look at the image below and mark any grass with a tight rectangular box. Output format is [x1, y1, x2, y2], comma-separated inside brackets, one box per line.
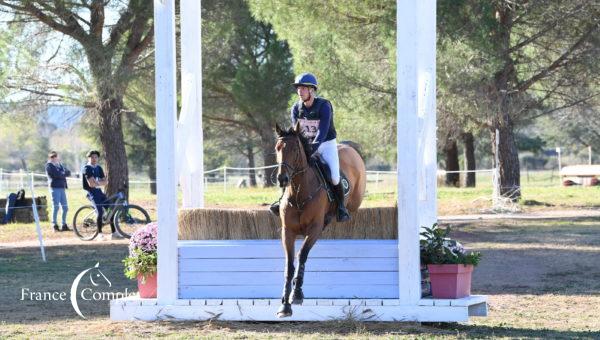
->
[1, 219, 599, 338]
[2, 170, 600, 243]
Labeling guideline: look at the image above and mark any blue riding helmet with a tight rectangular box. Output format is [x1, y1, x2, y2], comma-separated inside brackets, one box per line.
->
[292, 72, 318, 90]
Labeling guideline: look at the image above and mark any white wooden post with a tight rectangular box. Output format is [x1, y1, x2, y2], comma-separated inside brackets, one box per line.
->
[29, 172, 46, 262]
[588, 146, 592, 165]
[223, 166, 227, 193]
[179, 0, 205, 208]
[556, 147, 562, 173]
[417, 0, 437, 229]
[397, 0, 428, 305]
[154, 0, 178, 304]
[0, 168, 3, 195]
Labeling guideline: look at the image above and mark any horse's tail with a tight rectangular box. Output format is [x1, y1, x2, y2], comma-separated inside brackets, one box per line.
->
[340, 140, 365, 161]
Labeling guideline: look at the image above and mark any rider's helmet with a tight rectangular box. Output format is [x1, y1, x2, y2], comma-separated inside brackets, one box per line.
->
[292, 72, 318, 91]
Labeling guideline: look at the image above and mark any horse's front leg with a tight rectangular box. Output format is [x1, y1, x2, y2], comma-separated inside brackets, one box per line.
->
[290, 223, 322, 305]
[277, 227, 296, 318]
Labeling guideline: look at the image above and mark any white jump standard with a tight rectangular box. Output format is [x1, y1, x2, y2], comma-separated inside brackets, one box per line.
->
[110, 0, 487, 322]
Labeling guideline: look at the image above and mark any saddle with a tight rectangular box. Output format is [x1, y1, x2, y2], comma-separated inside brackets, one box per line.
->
[310, 154, 351, 202]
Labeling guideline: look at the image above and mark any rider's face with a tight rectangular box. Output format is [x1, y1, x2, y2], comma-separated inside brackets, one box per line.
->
[296, 85, 312, 102]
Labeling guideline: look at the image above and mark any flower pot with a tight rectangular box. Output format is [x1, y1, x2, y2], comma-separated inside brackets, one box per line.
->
[137, 273, 157, 298]
[427, 264, 473, 299]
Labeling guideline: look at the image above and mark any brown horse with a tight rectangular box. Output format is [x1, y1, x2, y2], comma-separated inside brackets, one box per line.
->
[274, 122, 366, 317]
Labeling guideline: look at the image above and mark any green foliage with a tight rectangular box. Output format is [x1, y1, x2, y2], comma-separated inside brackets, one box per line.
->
[515, 134, 546, 155]
[248, 0, 397, 162]
[122, 248, 157, 282]
[420, 223, 481, 266]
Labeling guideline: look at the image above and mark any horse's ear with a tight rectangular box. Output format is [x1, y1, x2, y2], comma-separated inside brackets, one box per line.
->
[293, 121, 301, 134]
[275, 123, 283, 136]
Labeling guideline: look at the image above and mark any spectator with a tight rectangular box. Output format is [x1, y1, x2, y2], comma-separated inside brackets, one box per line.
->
[45, 151, 71, 232]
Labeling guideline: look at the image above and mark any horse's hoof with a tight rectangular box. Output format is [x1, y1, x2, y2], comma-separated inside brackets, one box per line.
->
[276, 304, 293, 318]
[290, 289, 304, 305]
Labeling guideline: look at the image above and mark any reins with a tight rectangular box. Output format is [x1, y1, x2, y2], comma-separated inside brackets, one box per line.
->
[276, 136, 325, 211]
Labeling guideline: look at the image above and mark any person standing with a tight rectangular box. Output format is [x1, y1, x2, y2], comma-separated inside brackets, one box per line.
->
[45, 151, 71, 232]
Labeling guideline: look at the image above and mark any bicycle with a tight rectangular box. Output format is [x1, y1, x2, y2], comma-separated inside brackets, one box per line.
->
[72, 190, 151, 240]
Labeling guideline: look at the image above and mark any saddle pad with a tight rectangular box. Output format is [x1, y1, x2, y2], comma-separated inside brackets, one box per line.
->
[312, 156, 351, 201]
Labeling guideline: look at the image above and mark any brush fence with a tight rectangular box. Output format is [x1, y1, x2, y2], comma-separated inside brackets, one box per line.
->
[178, 207, 397, 240]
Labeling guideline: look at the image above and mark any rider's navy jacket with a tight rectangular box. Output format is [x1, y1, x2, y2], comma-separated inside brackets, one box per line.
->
[290, 97, 336, 148]
[45, 162, 70, 189]
[82, 164, 105, 193]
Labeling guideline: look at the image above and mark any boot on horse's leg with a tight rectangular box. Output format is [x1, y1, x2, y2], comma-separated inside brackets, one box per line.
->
[333, 182, 351, 222]
[269, 187, 285, 217]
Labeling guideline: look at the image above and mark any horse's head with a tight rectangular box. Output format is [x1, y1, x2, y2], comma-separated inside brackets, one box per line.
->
[275, 122, 309, 188]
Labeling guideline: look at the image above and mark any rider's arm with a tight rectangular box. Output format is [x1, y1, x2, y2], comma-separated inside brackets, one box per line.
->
[290, 104, 298, 126]
[312, 100, 332, 148]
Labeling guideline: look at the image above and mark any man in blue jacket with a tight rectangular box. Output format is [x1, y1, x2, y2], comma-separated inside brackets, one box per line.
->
[82, 150, 123, 240]
[45, 151, 71, 232]
[270, 73, 350, 222]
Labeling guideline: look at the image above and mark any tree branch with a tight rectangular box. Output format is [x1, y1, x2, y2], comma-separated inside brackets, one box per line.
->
[517, 23, 599, 92]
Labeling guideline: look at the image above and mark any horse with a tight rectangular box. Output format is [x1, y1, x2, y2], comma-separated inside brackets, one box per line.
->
[274, 122, 366, 317]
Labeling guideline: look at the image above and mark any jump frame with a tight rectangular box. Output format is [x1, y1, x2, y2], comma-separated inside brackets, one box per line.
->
[110, 0, 488, 322]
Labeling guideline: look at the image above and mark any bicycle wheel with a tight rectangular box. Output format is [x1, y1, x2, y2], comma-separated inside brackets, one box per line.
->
[73, 205, 99, 241]
[113, 204, 151, 238]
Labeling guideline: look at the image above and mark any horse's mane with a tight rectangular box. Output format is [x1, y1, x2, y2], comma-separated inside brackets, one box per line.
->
[278, 127, 312, 161]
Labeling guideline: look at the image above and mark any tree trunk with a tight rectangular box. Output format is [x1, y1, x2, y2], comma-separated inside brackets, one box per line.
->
[246, 144, 257, 187]
[488, 4, 521, 201]
[492, 119, 521, 200]
[148, 158, 157, 195]
[260, 134, 276, 187]
[444, 137, 460, 187]
[463, 132, 476, 187]
[97, 97, 129, 197]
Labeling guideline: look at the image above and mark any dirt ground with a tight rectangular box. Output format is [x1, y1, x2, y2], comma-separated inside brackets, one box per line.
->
[1, 215, 599, 339]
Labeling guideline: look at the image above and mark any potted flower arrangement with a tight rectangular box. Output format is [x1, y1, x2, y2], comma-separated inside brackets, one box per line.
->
[123, 222, 157, 298]
[420, 223, 481, 299]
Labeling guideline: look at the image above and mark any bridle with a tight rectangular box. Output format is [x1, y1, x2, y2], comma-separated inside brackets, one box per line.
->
[276, 136, 307, 180]
[276, 135, 324, 211]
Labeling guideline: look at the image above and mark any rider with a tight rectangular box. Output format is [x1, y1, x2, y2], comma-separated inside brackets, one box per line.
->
[269, 72, 351, 222]
[82, 150, 123, 240]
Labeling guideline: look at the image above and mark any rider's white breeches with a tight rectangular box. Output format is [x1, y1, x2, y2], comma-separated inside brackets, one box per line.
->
[317, 139, 340, 185]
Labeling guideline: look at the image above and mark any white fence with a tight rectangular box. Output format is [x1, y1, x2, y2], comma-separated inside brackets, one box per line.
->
[0, 166, 562, 198]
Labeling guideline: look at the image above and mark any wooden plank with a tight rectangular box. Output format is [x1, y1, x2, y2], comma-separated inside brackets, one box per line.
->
[448, 295, 487, 307]
[433, 299, 451, 306]
[179, 271, 398, 286]
[111, 303, 470, 322]
[179, 285, 399, 299]
[178, 240, 398, 259]
[179, 257, 398, 272]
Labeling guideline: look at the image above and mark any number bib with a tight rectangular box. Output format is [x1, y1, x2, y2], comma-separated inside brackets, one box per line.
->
[299, 118, 319, 139]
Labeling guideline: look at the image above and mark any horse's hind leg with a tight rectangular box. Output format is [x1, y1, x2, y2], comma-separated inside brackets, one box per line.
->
[277, 228, 296, 318]
[290, 225, 322, 305]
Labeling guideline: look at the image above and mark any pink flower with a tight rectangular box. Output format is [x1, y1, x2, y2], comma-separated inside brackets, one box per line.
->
[129, 222, 158, 255]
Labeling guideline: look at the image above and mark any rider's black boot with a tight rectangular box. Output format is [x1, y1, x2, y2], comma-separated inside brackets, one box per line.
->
[269, 202, 280, 217]
[333, 182, 351, 222]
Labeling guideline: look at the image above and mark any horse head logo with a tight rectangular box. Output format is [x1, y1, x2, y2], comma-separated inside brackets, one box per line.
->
[70, 262, 112, 319]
